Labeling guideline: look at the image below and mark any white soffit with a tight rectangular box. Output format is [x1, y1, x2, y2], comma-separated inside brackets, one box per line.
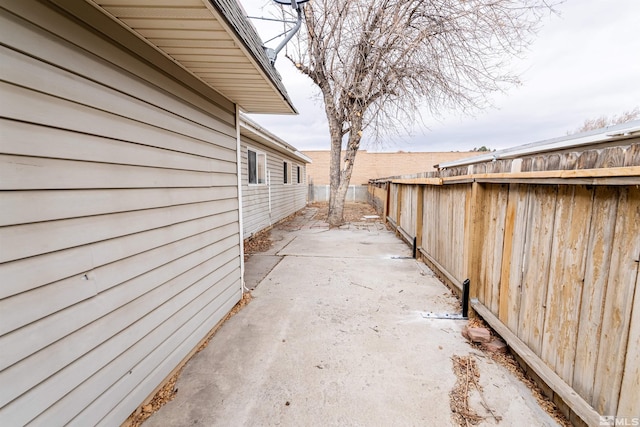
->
[88, 0, 295, 114]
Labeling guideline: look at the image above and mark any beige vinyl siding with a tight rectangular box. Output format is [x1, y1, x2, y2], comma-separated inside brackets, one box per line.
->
[241, 141, 307, 237]
[0, 3, 242, 426]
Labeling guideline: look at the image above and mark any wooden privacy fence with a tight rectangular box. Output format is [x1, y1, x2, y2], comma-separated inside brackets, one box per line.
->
[369, 162, 640, 426]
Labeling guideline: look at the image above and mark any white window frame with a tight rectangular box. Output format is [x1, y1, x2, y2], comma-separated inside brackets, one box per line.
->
[296, 165, 303, 184]
[248, 148, 266, 186]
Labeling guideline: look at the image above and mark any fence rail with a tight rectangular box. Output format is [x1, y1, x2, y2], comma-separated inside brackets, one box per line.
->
[369, 163, 640, 426]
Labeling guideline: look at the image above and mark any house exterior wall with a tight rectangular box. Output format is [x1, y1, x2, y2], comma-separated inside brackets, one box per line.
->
[303, 150, 482, 186]
[0, 2, 243, 425]
[241, 139, 307, 237]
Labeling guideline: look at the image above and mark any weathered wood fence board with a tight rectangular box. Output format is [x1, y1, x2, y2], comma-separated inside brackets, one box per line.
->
[518, 185, 557, 356]
[541, 185, 592, 387]
[368, 147, 640, 424]
[618, 265, 640, 418]
[420, 185, 469, 288]
[592, 186, 639, 416]
[400, 185, 417, 238]
[572, 186, 619, 404]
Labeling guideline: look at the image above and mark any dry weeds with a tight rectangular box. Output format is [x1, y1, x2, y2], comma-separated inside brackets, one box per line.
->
[450, 354, 484, 426]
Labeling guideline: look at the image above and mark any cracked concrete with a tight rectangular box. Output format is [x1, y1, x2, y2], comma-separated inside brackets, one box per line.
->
[144, 207, 560, 427]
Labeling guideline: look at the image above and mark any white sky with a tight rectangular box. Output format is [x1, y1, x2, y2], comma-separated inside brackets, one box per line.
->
[241, 0, 640, 152]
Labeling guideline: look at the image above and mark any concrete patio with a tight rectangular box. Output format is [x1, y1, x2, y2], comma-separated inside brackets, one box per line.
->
[144, 206, 560, 426]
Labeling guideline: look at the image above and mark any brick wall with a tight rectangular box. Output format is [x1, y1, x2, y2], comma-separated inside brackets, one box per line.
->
[303, 150, 481, 185]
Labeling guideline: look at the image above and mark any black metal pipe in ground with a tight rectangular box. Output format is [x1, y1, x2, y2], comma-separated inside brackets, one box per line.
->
[462, 279, 470, 318]
[412, 237, 417, 259]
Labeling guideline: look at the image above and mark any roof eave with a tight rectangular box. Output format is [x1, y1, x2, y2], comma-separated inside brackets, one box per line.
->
[205, 0, 297, 114]
[59, 0, 297, 114]
[240, 114, 311, 164]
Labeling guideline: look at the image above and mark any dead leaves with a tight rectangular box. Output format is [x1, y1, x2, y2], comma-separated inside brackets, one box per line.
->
[244, 229, 273, 258]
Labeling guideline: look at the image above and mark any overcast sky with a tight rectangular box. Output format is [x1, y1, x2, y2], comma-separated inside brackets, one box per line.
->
[241, 0, 640, 152]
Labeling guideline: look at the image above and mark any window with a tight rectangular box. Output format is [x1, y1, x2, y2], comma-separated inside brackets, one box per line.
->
[248, 149, 266, 185]
[283, 161, 290, 184]
[297, 165, 302, 184]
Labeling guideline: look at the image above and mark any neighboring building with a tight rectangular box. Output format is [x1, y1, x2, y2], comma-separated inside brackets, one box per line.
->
[240, 115, 310, 238]
[303, 150, 480, 201]
[0, 1, 296, 425]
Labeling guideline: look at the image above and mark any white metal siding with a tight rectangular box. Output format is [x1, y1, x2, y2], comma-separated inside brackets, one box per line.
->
[241, 140, 307, 237]
[0, 3, 242, 426]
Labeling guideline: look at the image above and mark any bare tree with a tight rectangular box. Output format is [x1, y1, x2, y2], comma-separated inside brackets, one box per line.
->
[572, 107, 639, 134]
[285, 0, 556, 226]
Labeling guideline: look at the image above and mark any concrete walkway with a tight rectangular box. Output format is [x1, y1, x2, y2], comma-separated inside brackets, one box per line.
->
[145, 207, 559, 427]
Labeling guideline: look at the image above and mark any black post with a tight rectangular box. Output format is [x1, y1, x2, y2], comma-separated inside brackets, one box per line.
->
[412, 236, 417, 259]
[462, 279, 470, 318]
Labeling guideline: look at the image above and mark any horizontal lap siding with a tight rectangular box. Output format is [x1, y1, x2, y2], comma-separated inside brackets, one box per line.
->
[0, 4, 241, 426]
[241, 140, 307, 236]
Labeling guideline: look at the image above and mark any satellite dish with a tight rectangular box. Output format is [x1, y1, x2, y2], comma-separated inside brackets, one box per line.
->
[262, 0, 309, 64]
[272, 0, 310, 7]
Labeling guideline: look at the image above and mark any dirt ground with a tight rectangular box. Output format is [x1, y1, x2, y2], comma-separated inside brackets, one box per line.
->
[244, 202, 380, 260]
[308, 201, 379, 223]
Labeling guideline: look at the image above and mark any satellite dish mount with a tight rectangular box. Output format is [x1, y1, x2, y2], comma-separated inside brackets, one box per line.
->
[264, 0, 309, 65]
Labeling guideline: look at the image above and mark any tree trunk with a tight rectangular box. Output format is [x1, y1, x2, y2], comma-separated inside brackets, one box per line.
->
[328, 132, 342, 225]
[328, 122, 362, 227]
[328, 178, 349, 226]
[327, 133, 345, 226]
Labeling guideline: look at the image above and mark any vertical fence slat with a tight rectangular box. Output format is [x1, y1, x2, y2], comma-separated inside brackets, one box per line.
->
[498, 183, 517, 324]
[477, 185, 508, 313]
[617, 258, 640, 418]
[540, 185, 593, 386]
[396, 184, 402, 226]
[416, 186, 424, 251]
[572, 186, 619, 403]
[462, 184, 473, 283]
[469, 183, 491, 304]
[446, 188, 453, 277]
[486, 185, 499, 306]
[504, 184, 530, 334]
[455, 184, 470, 282]
[593, 186, 640, 415]
[465, 183, 484, 299]
[490, 185, 508, 314]
[517, 185, 558, 355]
